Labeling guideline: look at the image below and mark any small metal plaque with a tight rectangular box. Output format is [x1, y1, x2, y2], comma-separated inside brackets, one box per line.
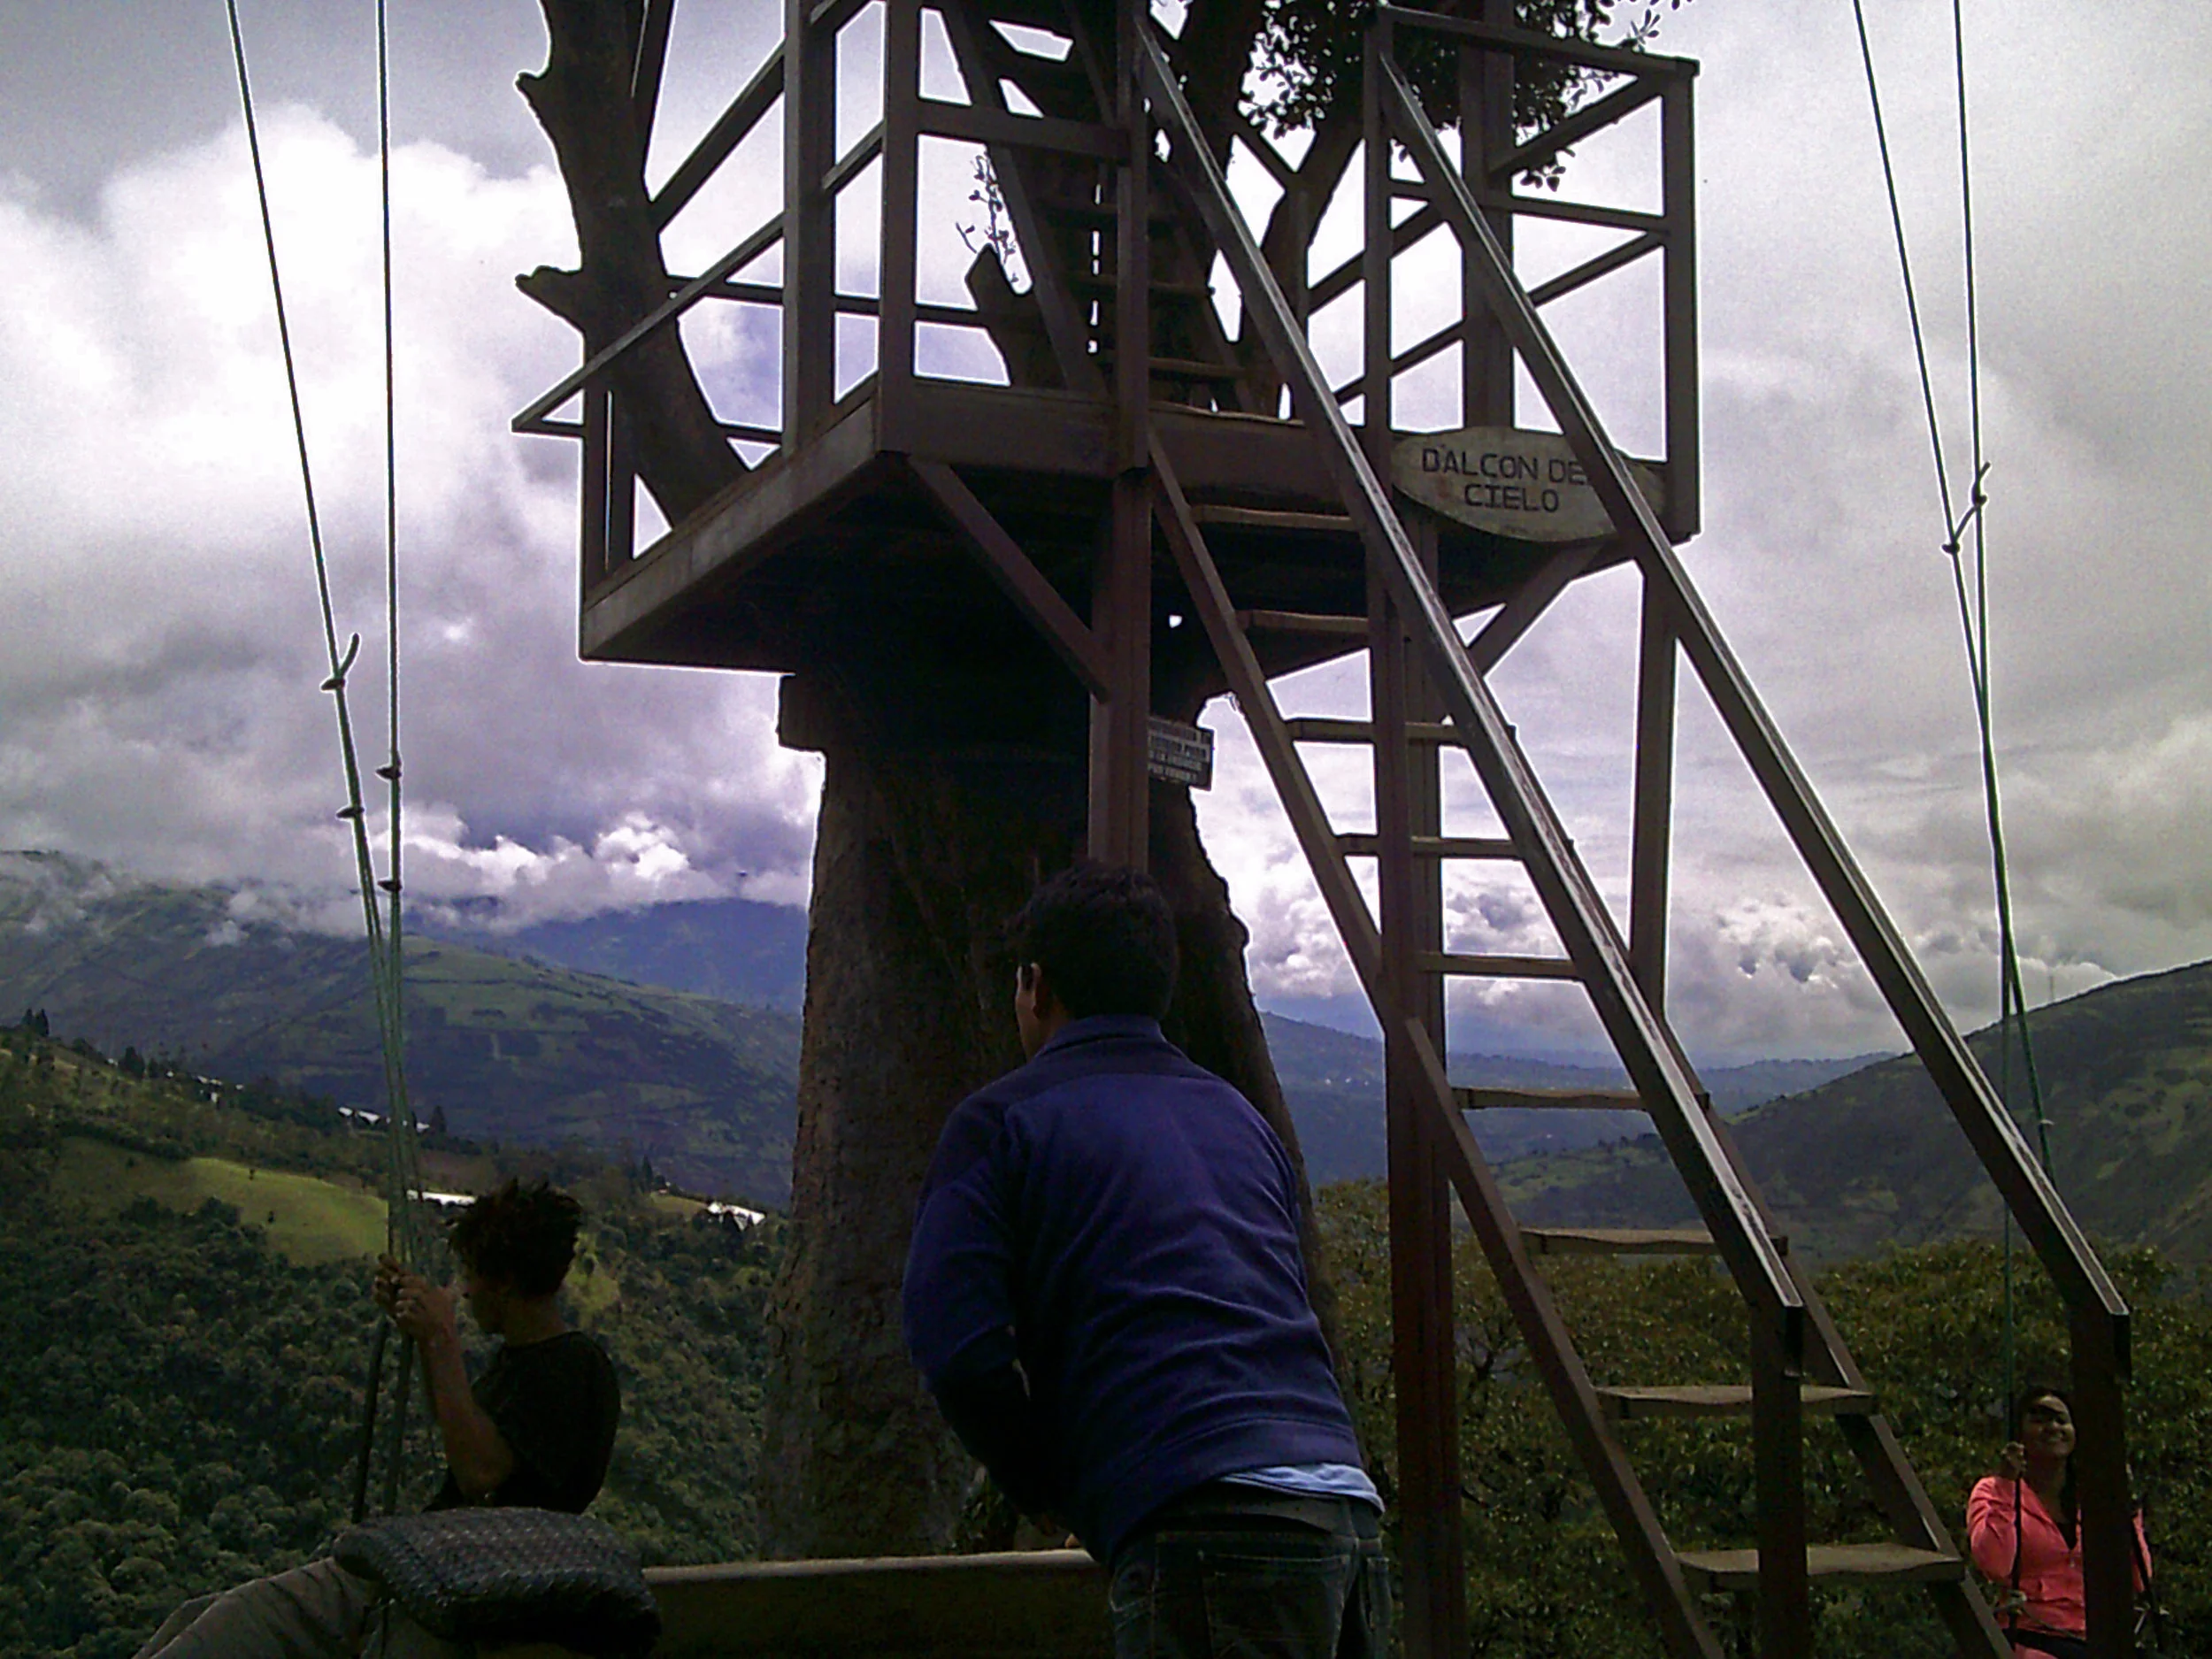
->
[1391, 426, 1666, 542]
[1147, 717, 1214, 789]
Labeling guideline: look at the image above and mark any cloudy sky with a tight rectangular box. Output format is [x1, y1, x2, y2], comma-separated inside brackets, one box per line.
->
[1, 0, 2206, 1063]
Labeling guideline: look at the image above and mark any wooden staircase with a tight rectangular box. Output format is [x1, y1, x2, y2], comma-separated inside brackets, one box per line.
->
[1120, 13, 2130, 1659]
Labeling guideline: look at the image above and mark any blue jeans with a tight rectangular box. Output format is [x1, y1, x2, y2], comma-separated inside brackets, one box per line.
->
[1109, 1486, 1391, 1659]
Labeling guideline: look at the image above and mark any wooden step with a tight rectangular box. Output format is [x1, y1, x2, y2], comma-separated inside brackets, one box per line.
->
[1419, 951, 1579, 980]
[1033, 197, 1179, 227]
[1096, 351, 1242, 382]
[1199, 505, 1357, 534]
[1457, 1085, 1643, 1111]
[1341, 833, 1518, 861]
[1525, 1227, 1717, 1256]
[1239, 608, 1368, 637]
[1283, 717, 1457, 745]
[1069, 273, 1213, 300]
[1148, 356, 1244, 381]
[1674, 1544, 1962, 1593]
[1596, 1385, 1876, 1421]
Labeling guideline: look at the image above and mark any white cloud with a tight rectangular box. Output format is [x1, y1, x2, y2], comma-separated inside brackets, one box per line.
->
[0, 108, 820, 921]
[1195, 0, 2212, 1060]
[4, 1, 2208, 1066]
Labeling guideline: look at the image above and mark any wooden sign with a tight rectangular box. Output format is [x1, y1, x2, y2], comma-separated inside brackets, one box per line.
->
[1391, 426, 1666, 542]
[1147, 717, 1214, 789]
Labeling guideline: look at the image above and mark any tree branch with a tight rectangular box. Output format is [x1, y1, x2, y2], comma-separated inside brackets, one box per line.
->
[519, 0, 746, 525]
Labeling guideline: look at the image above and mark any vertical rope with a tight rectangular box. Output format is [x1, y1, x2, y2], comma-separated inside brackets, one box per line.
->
[224, 0, 428, 1510]
[1853, 0, 2055, 1432]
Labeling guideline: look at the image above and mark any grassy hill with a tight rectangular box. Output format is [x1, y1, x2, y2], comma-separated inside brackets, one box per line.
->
[0, 850, 1887, 1207]
[1504, 956, 2212, 1260]
[0, 853, 798, 1205]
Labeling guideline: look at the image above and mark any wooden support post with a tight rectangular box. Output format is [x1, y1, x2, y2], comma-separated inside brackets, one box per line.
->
[877, 0, 921, 448]
[1661, 75, 1701, 541]
[1088, 0, 1152, 869]
[1364, 26, 1464, 1658]
[606, 399, 636, 571]
[1371, 546, 1465, 1659]
[1463, 2, 1517, 429]
[782, 0, 836, 445]
[580, 380, 611, 599]
[1629, 579, 1676, 1004]
[1751, 1312, 1810, 1659]
[2070, 1304, 2134, 1659]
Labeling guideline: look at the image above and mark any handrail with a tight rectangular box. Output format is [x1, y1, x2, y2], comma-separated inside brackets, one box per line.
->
[511, 212, 786, 434]
[1373, 42, 2126, 1333]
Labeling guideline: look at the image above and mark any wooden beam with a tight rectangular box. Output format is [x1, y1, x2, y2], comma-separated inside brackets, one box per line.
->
[1490, 77, 1662, 183]
[916, 99, 1126, 161]
[906, 458, 1112, 700]
[1372, 6, 1697, 81]
[651, 47, 784, 230]
[516, 215, 786, 434]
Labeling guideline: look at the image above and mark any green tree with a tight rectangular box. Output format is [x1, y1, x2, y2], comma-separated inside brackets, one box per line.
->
[1315, 1182, 2210, 1656]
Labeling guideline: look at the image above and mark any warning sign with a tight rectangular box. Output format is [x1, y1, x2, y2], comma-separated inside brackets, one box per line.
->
[1147, 718, 1214, 789]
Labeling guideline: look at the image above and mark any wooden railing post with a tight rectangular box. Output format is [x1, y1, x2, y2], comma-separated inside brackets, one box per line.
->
[878, 0, 920, 449]
[781, 0, 836, 446]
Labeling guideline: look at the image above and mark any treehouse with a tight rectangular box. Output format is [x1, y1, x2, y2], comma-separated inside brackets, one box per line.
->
[514, 3, 2135, 1655]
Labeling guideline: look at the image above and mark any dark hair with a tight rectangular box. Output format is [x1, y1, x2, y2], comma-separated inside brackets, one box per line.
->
[448, 1179, 583, 1298]
[1010, 864, 1179, 1020]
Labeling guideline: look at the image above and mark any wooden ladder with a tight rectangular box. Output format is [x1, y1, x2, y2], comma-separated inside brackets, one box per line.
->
[1125, 15, 2128, 1659]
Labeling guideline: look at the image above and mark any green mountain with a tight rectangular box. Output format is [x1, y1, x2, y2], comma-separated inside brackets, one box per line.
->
[1259, 1010, 1875, 1185]
[0, 851, 1885, 1209]
[421, 896, 810, 1010]
[1505, 956, 2212, 1260]
[0, 853, 798, 1206]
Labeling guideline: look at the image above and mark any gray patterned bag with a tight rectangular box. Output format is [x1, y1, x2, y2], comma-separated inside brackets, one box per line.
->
[334, 1509, 660, 1655]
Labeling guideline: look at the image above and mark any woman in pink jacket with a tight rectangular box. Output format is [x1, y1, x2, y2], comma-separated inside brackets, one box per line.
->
[1965, 1386, 2150, 1659]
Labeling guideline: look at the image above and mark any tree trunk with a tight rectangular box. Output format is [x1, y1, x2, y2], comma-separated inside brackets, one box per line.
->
[760, 675, 1338, 1556]
[518, 0, 746, 523]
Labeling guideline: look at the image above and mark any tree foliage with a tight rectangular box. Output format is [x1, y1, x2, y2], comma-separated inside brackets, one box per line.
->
[1250, 0, 1685, 143]
[1317, 1181, 2212, 1656]
[0, 1033, 777, 1659]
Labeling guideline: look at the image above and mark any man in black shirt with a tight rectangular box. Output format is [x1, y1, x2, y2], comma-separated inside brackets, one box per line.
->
[134, 1179, 619, 1659]
[392, 1179, 620, 1515]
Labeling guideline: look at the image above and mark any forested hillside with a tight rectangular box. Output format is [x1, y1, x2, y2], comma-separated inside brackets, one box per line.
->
[1505, 956, 2212, 1260]
[4, 1018, 2209, 1657]
[0, 1025, 777, 1659]
[2, 853, 1883, 1208]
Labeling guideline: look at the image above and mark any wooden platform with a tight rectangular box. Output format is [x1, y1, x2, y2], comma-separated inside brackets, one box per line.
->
[579, 378, 1617, 698]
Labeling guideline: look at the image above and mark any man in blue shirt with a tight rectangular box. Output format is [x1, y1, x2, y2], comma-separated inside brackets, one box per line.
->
[904, 864, 1389, 1658]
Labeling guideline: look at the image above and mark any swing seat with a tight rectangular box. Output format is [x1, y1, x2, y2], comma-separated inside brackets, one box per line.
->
[334, 1509, 659, 1656]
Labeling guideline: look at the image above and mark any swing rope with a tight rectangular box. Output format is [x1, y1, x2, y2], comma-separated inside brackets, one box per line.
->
[1849, 0, 2053, 1425]
[220, 0, 428, 1517]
